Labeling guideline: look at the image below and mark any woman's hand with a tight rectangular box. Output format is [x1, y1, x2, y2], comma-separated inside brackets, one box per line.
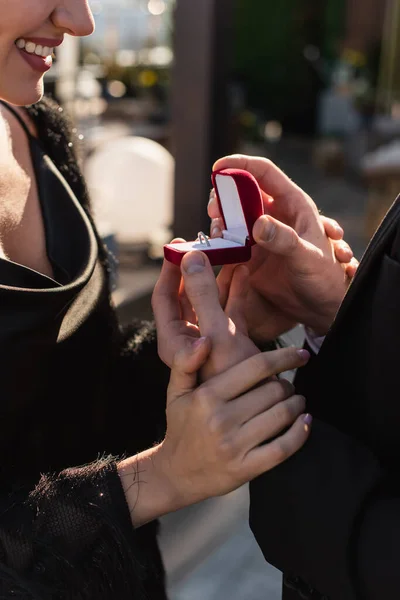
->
[153, 249, 260, 381]
[119, 339, 311, 527]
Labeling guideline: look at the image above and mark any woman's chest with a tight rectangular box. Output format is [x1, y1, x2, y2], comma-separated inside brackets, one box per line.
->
[0, 106, 53, 277]
[0, 174, 54, 278]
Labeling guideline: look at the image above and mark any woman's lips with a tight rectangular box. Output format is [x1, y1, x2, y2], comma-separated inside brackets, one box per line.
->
[22, 37, 63, 48]
[17, 46, 52, 73]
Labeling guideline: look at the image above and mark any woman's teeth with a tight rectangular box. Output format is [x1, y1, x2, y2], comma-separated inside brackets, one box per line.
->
[15, 39, 54, 58]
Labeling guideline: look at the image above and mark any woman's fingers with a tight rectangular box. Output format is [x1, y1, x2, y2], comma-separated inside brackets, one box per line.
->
[246, 413, 312, 478]
[152, 257, 183, 331]
[181, 251, 228, 335]
[168, 336, 212, 401]
[179, 279, 198, 325]
[203, 347, 310, 402]
[239, 394, 306, 450]
[216, 265, 236, 309]
[224, 265, 250, 335]
[229, 378, 295, 424]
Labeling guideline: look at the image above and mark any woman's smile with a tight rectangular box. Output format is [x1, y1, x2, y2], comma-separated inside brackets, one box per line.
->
[0, 0, 94, 106]
[15, 37, 63, 73]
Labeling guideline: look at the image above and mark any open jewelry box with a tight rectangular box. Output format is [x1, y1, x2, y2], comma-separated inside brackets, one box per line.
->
[164, 168, 264, 266]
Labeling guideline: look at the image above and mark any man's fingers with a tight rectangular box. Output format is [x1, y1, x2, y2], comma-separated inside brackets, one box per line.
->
[225, 265, 249, 334]
[346, 257, 359, 279]
[168, 337, 212, 402]
[245, 413, 312, 478]
[320, 216, 344, 240]
[240, 394, 306, 451]
[332, 239, 354, 264]
[213, 155, 305, 205]
[181, 251, 227, 336]
[253, 215, 302, 257]
[208, 189, 220, 219]
[210, 217, 224, 238]
[203, 347, 310, 402]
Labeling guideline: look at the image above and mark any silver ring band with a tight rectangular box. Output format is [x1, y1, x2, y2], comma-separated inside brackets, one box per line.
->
[197, 231, 211, 247]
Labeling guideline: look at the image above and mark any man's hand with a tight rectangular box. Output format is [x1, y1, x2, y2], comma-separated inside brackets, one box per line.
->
[210, 155, 358, 341]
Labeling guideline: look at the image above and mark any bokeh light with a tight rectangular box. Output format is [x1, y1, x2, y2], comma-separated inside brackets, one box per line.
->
[107, 80, 127, 98]
[147, 0, 166, 16]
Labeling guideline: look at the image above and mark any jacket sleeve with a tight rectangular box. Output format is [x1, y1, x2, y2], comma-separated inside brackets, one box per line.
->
[0, 457, 153, 599]
[249, 418, 399, 600]
[112, 319, 170, 454]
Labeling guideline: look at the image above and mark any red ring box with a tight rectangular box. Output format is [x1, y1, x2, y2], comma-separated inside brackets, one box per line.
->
[164, 168, 264, 266]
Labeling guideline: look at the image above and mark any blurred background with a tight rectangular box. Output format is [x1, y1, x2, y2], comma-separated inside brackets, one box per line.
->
[45, 0, 400, 597]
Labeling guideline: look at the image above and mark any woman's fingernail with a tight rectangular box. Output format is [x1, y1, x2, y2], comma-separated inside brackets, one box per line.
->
[192, 336, 207, 351]
[184, 251, 206, 274]
[211, 226, 221, 238]
[209, 189, 215, 204]
[260, 218, 276, 242]
[297, 349, 310, 361]
[303, 413, 313, 432]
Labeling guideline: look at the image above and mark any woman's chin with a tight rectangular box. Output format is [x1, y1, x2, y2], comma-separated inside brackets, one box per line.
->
[1, 81, 44, 107]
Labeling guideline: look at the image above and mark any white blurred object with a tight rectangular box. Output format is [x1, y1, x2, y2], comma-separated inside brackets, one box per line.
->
[76, 69, 102, 100]
[362, 139, 400, 174]
[85, 136, 174, 248]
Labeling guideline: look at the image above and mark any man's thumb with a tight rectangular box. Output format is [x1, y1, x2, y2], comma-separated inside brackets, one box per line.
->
[168, 336, 211, 402]
[253, 215, 301, 257]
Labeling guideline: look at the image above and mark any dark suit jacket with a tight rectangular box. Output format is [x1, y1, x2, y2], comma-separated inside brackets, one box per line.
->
[249, 196, 400, 600]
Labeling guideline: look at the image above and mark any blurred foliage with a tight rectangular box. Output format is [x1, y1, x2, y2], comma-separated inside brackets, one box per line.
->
[102, 61, 171, 99]
[233, 0, 325, 130]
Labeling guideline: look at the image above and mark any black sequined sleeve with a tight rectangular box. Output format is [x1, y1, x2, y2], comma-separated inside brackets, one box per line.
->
[0, 457, 149, 600]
